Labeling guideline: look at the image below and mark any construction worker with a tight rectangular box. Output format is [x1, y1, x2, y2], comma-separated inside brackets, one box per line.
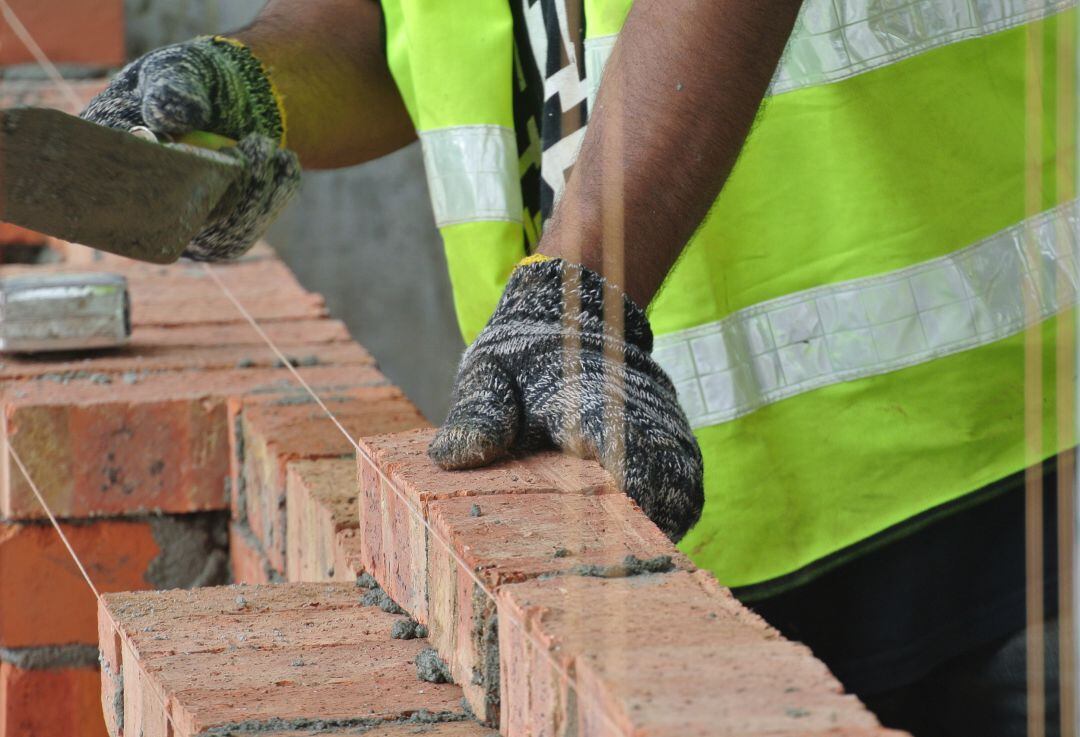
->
[82, 1, 1076, 734]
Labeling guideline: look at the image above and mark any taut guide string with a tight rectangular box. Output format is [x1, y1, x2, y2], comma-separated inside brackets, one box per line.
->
[0, 3, 625, 734]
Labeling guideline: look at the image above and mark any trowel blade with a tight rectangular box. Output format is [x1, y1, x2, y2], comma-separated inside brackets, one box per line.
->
[0, 107, 242, 264]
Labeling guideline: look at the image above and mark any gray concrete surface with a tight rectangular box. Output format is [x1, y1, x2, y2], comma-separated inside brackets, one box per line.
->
[125, 0, 462, 422]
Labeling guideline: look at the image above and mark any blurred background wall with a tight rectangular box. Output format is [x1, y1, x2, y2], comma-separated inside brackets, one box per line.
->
[126, 0, 462, 423]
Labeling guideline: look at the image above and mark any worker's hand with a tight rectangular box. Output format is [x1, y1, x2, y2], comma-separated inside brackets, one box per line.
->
[429, 257, 704, 541]
[80, 36, 299, 261]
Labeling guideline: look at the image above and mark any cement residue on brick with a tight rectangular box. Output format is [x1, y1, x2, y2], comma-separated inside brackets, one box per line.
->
[145, 512, 230, 589]
[416, 648, 453, 684]
[480, 615, 499, 720]
[201, 708, 471, 735]
[568, 554, 675, 579]
[0, 643, 99, 670]
[361, 583, 407, 615]
[391, 619, 428, 640]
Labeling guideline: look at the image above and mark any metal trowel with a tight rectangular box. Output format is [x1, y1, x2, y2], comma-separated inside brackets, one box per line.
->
[0, 106, 243, 264]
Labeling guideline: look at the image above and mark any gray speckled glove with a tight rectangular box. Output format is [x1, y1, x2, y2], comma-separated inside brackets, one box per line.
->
[80, 36, 300, 261]
[429, 256, 704, 541]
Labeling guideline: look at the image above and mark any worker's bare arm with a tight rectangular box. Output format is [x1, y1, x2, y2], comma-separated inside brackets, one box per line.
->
[235, 0, 415, 169]
[538, 0, 802, 307]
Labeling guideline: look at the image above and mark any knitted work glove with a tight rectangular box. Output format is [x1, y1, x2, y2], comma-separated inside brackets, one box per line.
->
[80, 36, 300, 261]
[429, 257, 704, 541]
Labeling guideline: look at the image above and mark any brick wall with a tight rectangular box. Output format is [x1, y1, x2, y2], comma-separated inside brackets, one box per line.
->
[0, 233, 403, 734]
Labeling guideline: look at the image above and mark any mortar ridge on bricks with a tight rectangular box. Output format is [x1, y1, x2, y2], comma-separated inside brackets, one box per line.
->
[97, 582, 498, 737]
[230, 385, 429, 579]
[2, 364, 390, 520]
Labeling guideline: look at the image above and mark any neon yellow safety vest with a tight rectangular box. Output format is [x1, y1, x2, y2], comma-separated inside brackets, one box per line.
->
[382, 0, 1080, 592]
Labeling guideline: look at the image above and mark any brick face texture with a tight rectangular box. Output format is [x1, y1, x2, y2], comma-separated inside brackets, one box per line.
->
[499, 572, 890, 737]
[0, 0, 124, 66]
[1, 663, 108, 737]
[98, 583, 496, 737]
[0, 521, 160, 648]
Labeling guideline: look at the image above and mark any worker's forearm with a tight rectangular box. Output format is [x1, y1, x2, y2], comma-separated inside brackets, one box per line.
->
[234, 0, 415, 169]
[539, 0, 802, 307]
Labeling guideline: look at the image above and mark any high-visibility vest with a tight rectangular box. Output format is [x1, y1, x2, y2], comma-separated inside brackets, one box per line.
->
[382, 0, 1080, 592]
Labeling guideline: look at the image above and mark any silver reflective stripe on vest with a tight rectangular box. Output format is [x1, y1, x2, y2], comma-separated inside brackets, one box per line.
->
[583, 0, 1074, 104]
[654, 201, 1080, 429]
[418, 125, 523, 227]
[773, 0, 1075, 94]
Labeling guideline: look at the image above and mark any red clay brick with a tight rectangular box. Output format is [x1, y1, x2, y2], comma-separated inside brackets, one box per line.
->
[99, 583, 477, 737]
[426, 493, 690, 722]
[333, 527, 366, 584]
[135, 292, 327, 327]
[2, 256, 306, 298]
[498, 571, 898, 737]
[0, 79, 107, 114]
[285, 458, 362, 582]
[231, 387, 427, 574]
[131, 319, 351, 348]
[357, 429, 617, 625]
[0, 520, 160, 647]
[0, 662, 108, 737]
[0, 341, 371, 382]
[2, 364, 386, 519]
[229, 522, 280, 585]
[0, 257, 326, 328]
[0, 0, 123, 66]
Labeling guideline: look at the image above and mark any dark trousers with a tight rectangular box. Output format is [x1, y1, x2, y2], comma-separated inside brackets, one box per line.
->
[863, 619, 1062, 737]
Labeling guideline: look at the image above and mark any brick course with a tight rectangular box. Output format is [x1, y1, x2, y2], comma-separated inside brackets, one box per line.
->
[98, 583, 495, 737]
[499, 571, 900, 737]
[2, 365, 389, 520]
